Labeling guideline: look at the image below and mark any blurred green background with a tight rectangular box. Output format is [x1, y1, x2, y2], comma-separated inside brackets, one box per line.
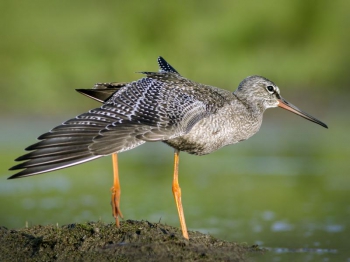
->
[1, 1, 349, 261]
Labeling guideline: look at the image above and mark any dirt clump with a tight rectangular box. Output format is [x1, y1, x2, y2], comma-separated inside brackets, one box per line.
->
[0, 220, 264, 261]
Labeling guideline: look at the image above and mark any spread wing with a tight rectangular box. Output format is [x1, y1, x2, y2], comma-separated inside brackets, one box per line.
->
[89, 73, 226, 155]
[9, 72, 226, 179]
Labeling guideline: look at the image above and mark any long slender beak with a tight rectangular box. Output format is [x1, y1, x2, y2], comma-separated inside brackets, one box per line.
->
[277, 95, 328, 128]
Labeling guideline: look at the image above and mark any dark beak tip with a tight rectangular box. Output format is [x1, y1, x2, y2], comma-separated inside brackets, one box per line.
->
[277, 99, 328, 130]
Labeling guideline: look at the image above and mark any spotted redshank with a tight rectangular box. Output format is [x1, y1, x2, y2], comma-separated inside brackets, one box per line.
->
[9, 57, 327, 239]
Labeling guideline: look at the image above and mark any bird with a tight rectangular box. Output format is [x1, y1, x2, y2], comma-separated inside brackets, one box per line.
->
[9, 56, 328, 240]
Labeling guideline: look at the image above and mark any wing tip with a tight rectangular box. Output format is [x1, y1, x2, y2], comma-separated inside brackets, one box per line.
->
[7, 170, 32, 179]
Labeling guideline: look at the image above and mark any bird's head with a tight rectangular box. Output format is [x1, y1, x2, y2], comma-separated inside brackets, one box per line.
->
[235, 75, 328, 128]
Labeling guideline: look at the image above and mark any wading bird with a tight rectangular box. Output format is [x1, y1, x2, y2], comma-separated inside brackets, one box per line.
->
[9, 57, 327, 239]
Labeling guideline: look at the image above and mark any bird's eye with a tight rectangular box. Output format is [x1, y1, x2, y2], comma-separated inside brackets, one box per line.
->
[267, 85, 274, 93]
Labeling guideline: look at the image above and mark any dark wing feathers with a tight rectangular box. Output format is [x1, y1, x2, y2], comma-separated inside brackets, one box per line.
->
[76, 88, 117, 103]
[76, 82, 128, 103]
[11, 150, 94, 169]
[89, 123, 147, 155]
[9, 156, 100, 178]
[15, 144, 89, 161]
[88, 75, 226, 155]
[9, 57, 225, 179]
[157, 56, 180, 75]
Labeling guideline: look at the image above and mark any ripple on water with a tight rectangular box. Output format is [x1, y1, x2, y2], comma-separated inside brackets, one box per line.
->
[270, 221, 294, 232]
[266, 247, 338, 254]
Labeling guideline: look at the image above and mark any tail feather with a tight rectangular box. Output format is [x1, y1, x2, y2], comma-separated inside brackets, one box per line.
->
[76, 82, 127, 103]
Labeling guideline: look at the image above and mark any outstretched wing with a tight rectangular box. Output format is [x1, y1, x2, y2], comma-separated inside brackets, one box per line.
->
[89, 74, 227, 155]
[9, 63, 226, 179]
[8, 106, 132, 178]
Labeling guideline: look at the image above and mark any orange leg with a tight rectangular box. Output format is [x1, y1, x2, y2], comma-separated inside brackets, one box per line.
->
[172, 149, 189, 239]
[111, 153, 123, 227]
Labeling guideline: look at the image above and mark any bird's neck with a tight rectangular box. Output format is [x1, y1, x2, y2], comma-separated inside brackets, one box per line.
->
[233, 93, 265, 118]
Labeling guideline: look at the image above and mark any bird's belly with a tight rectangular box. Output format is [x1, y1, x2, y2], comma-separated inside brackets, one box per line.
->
[165, 113, 262, 155]
[165, 126, 239, 155]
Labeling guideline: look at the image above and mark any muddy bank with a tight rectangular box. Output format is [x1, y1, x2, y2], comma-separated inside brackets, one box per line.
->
[0, 220, 264, 261]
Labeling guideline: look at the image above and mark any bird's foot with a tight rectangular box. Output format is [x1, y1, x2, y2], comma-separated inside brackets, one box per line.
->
[111, 186, 123, 227]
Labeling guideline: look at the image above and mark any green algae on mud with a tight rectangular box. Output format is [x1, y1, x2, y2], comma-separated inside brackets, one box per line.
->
[0, 220, 264, 261]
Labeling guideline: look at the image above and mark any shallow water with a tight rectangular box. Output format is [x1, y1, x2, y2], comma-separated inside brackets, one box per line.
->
[1, 115, 349, 261]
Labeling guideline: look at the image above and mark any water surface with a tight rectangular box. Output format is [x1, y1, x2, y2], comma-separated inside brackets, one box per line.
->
[1, 116, 348, 261]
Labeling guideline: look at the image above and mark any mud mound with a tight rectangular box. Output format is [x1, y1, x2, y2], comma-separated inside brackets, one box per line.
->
[0, 220, 264, 261]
